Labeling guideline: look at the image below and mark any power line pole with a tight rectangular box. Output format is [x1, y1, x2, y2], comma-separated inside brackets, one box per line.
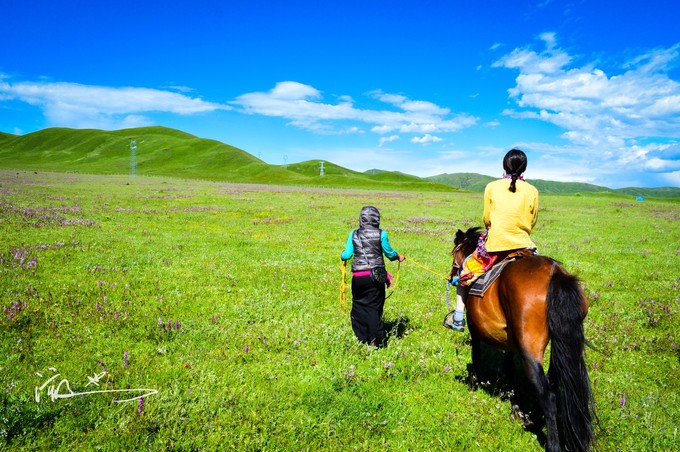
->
[130, 140, 137, 178]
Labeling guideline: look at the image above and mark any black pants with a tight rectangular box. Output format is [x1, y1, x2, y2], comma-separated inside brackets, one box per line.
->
[350, 275, 386, 345]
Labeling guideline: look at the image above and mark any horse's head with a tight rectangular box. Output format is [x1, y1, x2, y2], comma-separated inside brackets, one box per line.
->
[450, 227, 483, 271]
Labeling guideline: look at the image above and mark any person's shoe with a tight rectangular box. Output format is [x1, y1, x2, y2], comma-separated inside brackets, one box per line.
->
[443, 312, 465, 332]
[451, 318, 465, 332]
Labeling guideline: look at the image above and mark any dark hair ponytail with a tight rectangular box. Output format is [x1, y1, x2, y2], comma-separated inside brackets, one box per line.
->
[509, 174, 519, 193]
[503, 148, 527, 193]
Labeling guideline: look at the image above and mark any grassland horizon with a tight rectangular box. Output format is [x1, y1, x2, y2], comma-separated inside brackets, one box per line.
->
[1, 126, 679, 198]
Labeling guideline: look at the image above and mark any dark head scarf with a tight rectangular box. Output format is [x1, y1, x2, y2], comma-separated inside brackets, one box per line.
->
[359, 206, 380, 229]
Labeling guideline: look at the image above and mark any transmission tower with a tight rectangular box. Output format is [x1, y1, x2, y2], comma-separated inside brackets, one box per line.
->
[320, 161, 325, 176]
[130, 140, 137, 178]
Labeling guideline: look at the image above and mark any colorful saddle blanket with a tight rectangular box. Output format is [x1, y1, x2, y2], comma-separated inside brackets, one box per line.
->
[468, 259, 512, 297]
[468, 249, 536, 297]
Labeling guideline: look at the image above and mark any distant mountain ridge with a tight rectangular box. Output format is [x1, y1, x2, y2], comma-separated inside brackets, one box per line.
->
[427, 172, 680, 198]
[0, 126, 678, 197]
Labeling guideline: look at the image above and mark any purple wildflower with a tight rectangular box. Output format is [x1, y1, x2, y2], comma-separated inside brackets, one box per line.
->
[175, 320, 181, 330]
[114, 311, 119, 321]
[124, 350, 129, 367]
[137, 397, 145, 415]
[244, 345, 249, 353]
[620, 395, 626, 408]
[384, 361, 394, 370]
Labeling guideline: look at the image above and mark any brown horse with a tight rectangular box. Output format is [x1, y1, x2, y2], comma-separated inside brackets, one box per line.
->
[451, 227, 595, 452]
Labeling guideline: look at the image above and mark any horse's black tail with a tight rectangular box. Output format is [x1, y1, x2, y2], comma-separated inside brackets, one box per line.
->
[547, 269, 595, 452]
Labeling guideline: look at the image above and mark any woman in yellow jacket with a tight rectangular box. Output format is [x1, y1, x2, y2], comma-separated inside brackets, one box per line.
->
[446, 148, 539, 332]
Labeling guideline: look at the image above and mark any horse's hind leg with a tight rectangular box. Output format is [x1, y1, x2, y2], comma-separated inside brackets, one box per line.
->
[504, 353, 532, 427]
[503, 351, 515, 389]
[521, 356, 559, 452]
[468, 336, 482, 389]
[503, 352, 524, 423]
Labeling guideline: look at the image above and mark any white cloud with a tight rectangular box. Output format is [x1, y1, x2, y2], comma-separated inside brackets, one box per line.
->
[269, 81, 321, 100]
[410, 134, 443, 145]
[378, 135, 399, 147]
[232, 82, 478, 136]
[494, 36, 680, 185]
[0, 80, 228, 129]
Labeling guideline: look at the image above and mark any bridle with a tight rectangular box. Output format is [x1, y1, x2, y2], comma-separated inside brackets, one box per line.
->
[451, 243, 466, 270]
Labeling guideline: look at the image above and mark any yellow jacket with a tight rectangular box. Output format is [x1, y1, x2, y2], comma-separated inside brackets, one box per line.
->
[483, 178, 539, 252]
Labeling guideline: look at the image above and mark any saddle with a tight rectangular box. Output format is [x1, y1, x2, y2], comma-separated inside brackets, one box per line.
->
[468, 249, 534, 297]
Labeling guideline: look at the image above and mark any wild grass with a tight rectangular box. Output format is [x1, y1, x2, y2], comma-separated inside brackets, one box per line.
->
[1, 170, 678, 451]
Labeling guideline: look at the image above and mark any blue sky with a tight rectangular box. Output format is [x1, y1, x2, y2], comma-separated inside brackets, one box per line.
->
[1, 0, 679, 188]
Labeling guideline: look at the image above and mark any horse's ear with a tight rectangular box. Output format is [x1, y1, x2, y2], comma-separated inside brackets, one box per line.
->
[454, 229, 465, 244]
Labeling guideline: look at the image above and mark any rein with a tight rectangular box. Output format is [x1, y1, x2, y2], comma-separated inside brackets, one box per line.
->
[450, 243, 465, 269]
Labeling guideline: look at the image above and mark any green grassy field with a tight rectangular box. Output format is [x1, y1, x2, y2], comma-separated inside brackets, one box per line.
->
[1, 170, 678, 451]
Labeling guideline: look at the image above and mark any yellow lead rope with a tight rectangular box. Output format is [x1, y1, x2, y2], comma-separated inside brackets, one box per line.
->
[340, 260, 348, 313]
[404, 256, 450, 281]
[340, 256, 446, 313]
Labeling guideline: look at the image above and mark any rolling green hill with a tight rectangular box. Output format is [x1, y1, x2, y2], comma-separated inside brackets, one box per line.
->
[0, 126, 300, 184]
[0, 126, 677, 197]
[427, 173, 496, 192]
[0, 127, 458, 191]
